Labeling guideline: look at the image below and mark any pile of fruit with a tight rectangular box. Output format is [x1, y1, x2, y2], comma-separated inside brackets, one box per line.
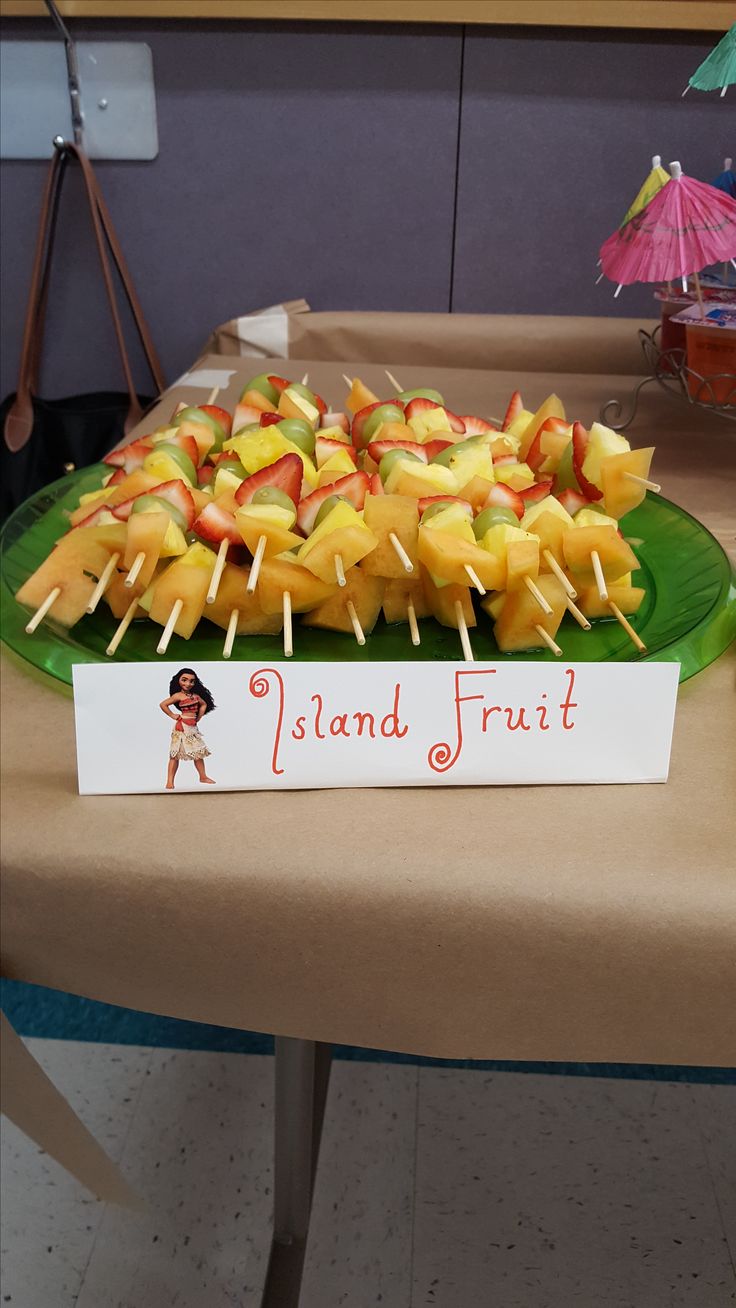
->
[14, 370, 657, 660]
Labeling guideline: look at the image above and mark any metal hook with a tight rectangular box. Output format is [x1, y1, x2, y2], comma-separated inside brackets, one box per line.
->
[45, 0, 83, 146]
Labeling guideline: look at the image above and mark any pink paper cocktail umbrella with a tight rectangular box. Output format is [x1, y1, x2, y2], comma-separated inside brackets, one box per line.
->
[599, 161, 736, 298]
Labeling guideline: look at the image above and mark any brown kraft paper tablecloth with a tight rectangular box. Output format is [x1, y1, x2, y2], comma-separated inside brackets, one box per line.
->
[2, 355, 735, 1072]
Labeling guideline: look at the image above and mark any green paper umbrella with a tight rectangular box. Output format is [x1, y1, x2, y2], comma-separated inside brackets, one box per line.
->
[620, 155, 670, 227]
[683, 24, 736, 96]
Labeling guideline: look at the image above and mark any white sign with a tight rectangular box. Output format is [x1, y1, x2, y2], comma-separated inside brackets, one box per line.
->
[72, 661, 679, 795]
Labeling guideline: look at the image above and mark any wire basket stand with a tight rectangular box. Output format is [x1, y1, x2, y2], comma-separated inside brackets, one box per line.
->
[600, 325, 736, 430]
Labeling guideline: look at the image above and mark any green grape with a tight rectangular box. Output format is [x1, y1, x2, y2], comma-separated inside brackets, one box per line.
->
[251, 487, 296, 513]
[379, 449, 422, 483]
[363, 404, 405, 443]
[473, 506, 518, 538]
[130, 494, 187, 532]
[276, 418, 315, 456]
[313, 494, 349, 529]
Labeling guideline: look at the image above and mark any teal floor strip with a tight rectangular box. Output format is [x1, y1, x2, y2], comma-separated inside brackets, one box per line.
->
[2, 979, 733, 1084]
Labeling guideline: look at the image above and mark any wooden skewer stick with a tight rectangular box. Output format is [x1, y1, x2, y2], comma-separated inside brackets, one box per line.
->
[590, 550, 608, 602]
[335, 554, 347, 587]
[301, 372, 309, 386]
[205, 385, 220, 405]
[464, 564, 486, 596]
[247, 536, 267, 594]
[86, 552, 120, 613]
[105, 596, 139, 656]
[565, 598, 591, 631]
[207, 539, 229, 603]
[389, 533, 414, 574]
[535, 624, 562, 656]
[609, 602, 647, 653]
[407, 601, 420, 646]
[125, 551, 146, 589]
[385, 369, 403, 392]
[692, 269, 706, 322]
[283, 591, 293, 658]
[523, 574, 552, 615]
[454, 600, 474, 662]
[542, 549, 576, 598]
[157, 598, 183, 655]
[25, 586, 61, 634]
[342, 373, 353, 390]
[623, 472, 661, 493]
[223, 608, 238, 659]
[346, 600, 365, 646]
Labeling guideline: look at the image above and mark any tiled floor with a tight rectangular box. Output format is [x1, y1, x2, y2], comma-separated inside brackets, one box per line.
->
[1, 1041, 734, 1307]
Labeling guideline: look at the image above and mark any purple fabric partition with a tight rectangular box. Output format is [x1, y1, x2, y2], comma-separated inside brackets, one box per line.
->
[0, 18, 723, 396]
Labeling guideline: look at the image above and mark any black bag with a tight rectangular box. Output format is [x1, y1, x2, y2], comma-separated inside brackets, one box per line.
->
[1, 143, 166, 521]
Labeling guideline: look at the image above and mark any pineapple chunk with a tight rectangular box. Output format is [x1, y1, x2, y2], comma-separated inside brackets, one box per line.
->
[15, 535, 113, 628]
[449, 446, 495, 492]
[303, 567, 385, 635]
[420, 565, 476, 630]
[278, 387, 319, 427]
[601, 446, 655, 519]
[362, 494, 419, 579]
[384, 459, 457, 499]
[520, 496, 573, 533]
[205, 563, 283, 636]
[418, 528, 505, 590]
[563, 525, 638, 584]
[382, 577, 430, 624]
[495, 461, 535, 489]
[422, 502, 475, 541]
[298, 502, 377, 583]
[258, 557, 338, 614]
[317, 451, 357, 484]
[574, 508, 619, 530]
[346, 377, 380, 413]
[518, 394, 565, 460]
[146, 543, 216, 639]
[581, 423, 630, 490]
[494, 574, 567, 652]
[578, 583, 645, 620]
[234, 504, 302, 558]
[407, 407, 455, 442]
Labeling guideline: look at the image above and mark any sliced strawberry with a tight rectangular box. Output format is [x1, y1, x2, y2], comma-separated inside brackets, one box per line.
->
[267, 375, 291, 395]
[200, 404, 232, 436]
[167, 431, 200, 468]
[571, 421, 603, 500]
[460, 414, 498, 436]
[106, 467, 126, 485]
[417, 494, 473, 516]
[145, 479, 196, 529]
[526, 416, 570, 473]
[316, 436, 358, 465]
[482, 483, 525, 520]
[297, 470, 370, 534]
[197, 465, 215, 485]
[193, 500, 241, 545]
[234, 452, 303, 509]
[369, 472, 383, 496]
[320, 410, 350, 434]
[423, 438, 454, 461]
[445, 408, 466, 435]
[259, 412, 283, 428]
[556, 488, 591, 516]
[103, 435, 154, 473]
[111, 496, 139, 522]
[492, 453, 518, 466]
[311, 390, 328, 417]
[518, 479, 554, 504]
[232, 402, 263, 435]
[367, 438, 428, 464]
[502, 390, 523, 433]
[352, 400, 399, 449]
[72, 504, 116, 529]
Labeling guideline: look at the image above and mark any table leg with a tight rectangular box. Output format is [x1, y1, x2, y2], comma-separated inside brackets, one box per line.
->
[260, 1037, 332, 1308]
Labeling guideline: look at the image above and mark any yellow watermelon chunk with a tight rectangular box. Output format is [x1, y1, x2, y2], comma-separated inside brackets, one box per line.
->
[303, 567, 385, 635]
[361, 494, 419, 579]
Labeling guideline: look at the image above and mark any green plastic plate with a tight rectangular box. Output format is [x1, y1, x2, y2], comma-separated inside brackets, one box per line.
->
[2, 464, 734, 686]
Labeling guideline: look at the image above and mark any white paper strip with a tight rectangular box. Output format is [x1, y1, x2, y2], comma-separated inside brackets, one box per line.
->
[172, 367, 237, 390]
[73, 661, 679, 795]
[234, 305, 290, 359]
